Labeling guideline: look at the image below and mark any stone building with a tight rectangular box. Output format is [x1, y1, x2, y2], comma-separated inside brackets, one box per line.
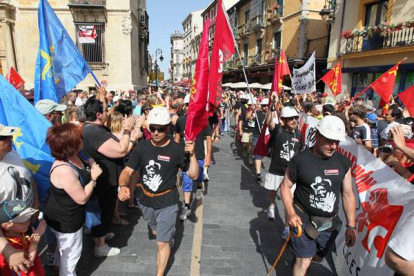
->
[170, 31, 184, 83]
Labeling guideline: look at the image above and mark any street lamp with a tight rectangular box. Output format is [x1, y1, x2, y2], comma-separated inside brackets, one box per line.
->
[154, 48, 164, 88]
[319, 0, 336, 21]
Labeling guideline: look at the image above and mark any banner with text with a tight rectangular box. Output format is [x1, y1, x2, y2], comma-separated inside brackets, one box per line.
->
[292, 52, 316, 94]
[300, 113, 414, 276]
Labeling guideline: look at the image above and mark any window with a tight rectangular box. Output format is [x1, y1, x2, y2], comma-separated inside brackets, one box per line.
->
[273, 32, 281, 49]
[210, 8, 214, 20]
[256, 38, 262, 63]
[243, 43, 248, 65]
[276, 0, 284, 16]
[76, 24, 104, 63]
[245, 10, 250, 24]
[365, 0, 388, 27]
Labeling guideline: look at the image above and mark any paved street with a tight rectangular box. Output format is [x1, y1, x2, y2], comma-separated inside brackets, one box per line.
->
[43, 133, 341, 276]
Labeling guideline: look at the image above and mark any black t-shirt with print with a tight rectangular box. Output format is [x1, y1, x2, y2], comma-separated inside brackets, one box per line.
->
[268, 125, 303, 176]
[127, 139, 186, 209]
[219, 102, 228, 110]
[244, 110, 266, 135]
[82, 123, 125, 187]
[175, 115, 213, 160]
[288, 148, 351, 217]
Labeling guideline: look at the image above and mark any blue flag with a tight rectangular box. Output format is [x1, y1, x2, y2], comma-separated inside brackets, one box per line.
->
[34, 0, 97, 103]
[0, 75, 53, 199]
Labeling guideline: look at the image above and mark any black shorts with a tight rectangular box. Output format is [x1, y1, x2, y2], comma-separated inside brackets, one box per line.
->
[289, 222, 340, 258]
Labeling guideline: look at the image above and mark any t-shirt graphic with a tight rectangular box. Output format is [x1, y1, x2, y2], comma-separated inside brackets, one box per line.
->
[280, 140, 296, 161]
[309, 176, 336, 213]
[143, 160, 162, 192]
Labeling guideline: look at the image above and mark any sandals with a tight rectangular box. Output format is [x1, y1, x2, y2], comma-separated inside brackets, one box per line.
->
[112, 218, 129, 226]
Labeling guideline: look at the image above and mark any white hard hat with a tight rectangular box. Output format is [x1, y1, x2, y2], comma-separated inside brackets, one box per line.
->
[184, 94, 191, 104]
[280, 106, 299, 118]
[315, 104, 323, 113]
[260, 98, 269, 105]
[247, 96, 256, 105]
[147, 107, 171, 125]
[316, 115, 346, 141]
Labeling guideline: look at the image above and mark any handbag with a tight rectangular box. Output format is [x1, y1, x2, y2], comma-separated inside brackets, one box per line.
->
[65, 161, 102, 229]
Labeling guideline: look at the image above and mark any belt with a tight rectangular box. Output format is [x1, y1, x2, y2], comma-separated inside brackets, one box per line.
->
[136, 183, 174, 198]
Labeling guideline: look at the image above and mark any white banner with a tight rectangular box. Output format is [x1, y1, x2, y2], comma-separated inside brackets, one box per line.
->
[78, 25, 97, 44]
[300, 115, 414, 276]
[292, 52, 316, 94]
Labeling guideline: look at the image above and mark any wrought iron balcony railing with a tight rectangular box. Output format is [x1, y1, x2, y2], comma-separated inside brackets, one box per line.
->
[68, 0, 106, 7]
[250, 15, 265, 31]
[345, 26, 414, 54]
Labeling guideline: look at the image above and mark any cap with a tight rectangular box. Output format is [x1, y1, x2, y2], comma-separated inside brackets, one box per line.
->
[0, 124, 18, 137]
[113, 96, 120, 102]
[260, 98, 269, 105]
[247, 95, 256, 105]
[316, 115, 346, 141]
[184, 94, 191, 104]
[280, 106, 299, 118]
[35, 99, 67, 115]
[366, 112, 378, 124]
[0, 200, 38, 224]
[322, 92, 328, 97]
[147, 107, 171, 125]
[315, 104, 323, 113]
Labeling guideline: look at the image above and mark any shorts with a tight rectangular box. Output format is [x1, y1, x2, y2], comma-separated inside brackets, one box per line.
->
[182, 159, 204, 192]
[290, 222, 340, 258]
[137, 201, 178, 243]
[241, 132, 253, 143]
[264, 172, 296, 192]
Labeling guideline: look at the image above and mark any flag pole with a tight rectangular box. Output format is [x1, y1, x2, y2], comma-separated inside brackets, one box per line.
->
[89, 69, 101, 87]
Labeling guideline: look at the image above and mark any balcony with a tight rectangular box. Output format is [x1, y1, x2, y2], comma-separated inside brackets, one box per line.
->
[344, 25, 414, 54]
[139, 9, 149, 30]
[237, 23, 251, 38]
[250, 15, 265, 32]
[68, 0, 106, 23]
[233, 28, 240, 40]
[267, 9, 281, 25]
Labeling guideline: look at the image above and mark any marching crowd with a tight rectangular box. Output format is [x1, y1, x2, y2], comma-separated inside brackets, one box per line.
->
[0, 82, 414, 276]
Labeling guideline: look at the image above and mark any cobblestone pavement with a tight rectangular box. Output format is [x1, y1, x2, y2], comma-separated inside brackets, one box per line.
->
[41, 132, 341, 275]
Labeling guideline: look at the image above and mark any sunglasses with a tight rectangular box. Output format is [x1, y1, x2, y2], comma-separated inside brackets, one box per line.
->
[0, 136, 12, 141]
[149, 125, 167, 133]
[285, 117, 299, 121]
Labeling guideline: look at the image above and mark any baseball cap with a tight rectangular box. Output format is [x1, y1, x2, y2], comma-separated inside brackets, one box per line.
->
[0, 124, 18, 137]
[147, 107, 171, 125]
[316, 115, 346, 141]
[0, 200, 38, 224]
[260, 98, 269, 105]
[35, 99, 67, 115]
[113, 96, 120, 102]
[280, 106, 299, 118]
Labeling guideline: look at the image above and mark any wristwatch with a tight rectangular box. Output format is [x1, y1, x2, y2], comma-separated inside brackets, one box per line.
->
[118, 185, 128, 192]
[346, 224, 356, 230]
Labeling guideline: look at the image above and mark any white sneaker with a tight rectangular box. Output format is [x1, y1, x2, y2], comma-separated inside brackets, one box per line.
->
[94, 244, 121, 257]
[267, 205, 275, 221]
[195, 189, 203, 200]
[179, 205, 191, 221]
[105, 232, 115, 241]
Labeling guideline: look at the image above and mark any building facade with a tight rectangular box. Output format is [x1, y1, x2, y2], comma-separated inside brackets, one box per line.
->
[327, 0, 414, 104]
[200, 0, 329, 87]
[0, 0, 149, 92]
[181, 10, 203, 81]
[170, 31, 184, 83]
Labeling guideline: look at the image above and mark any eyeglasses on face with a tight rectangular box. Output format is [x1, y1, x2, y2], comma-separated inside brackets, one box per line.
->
[285, 116, 299, 121]
[149, 125, 167, 133]
[0, 136, 12, 141]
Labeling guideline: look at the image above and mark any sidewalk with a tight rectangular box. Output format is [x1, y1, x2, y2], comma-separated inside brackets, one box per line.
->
[47, 132, 340, 275]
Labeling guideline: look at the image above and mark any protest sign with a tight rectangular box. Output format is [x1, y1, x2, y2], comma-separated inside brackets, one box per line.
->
[292, 52, 316, 94]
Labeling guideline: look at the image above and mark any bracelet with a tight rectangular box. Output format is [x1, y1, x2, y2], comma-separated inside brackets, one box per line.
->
[130, 140, 137, 145]
[123, 130, 131, 136]
[117, 185, 128, 192]
[89, 179, 97, 188]
[346, 224, 356, 230]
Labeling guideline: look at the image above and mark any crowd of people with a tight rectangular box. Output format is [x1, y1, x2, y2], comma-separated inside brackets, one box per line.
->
[0, 81, 414, 276]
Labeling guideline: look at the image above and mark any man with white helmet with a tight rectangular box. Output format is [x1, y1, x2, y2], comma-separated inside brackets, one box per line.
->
[264, 93, 303, 234]
[281, 115, 356, 276]
[118, 107, 199, 276]
[243, 94, 263, 166]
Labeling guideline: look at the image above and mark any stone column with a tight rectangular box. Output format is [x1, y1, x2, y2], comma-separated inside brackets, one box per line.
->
[0, 19, 16, 71]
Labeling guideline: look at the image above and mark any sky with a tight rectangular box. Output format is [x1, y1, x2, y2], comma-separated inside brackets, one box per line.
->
[147, 0, 213, 80]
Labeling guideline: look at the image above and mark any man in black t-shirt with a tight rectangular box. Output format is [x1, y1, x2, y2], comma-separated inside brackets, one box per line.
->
[264, 93, 303, 239]
[174, 101, 212, 221]
[280, 116, 356, 276]
[118, 107, 199, 276]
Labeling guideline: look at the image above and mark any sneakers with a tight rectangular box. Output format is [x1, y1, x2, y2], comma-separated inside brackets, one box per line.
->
[105, 232, 115, 241]
[267, 205, 275, 221]
[195, 189, 203, 200]
[282, 226, 290, 240]
[179, 205, 191, 221]
[46, 252, 55, 266]
[94, 244, 121, 257]
[256, 173, 262, 183]
[203, 167, 209, 182]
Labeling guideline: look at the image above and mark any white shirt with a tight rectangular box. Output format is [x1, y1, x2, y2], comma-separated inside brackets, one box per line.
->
[75, 97, 85, 107]
[388, 212, 414, 261]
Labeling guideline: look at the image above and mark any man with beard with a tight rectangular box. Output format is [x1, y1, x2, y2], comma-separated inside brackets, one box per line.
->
[35, 99, 67, 126]
[281, 116, 356, 276]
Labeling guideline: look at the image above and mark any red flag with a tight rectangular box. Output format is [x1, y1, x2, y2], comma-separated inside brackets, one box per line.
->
[5, 67, 25, 90]
[185, 19, 210, 142]
[208, 0, 235, 116]
[370, 59, 405, 102]
[320, 62, 342, 97]
[271, 50, 290, 94]
[398, 85, 414, 117]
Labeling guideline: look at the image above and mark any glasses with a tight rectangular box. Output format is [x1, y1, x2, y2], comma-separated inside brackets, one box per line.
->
[285, 117, 299, 121]
[149, 125, 167, 133]
[0, 136, 12, 141]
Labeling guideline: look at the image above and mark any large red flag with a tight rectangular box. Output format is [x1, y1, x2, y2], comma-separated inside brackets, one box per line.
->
[271, 50, 290, 94]
[5, 67, 25, 90]
[398, 85, 414, 117]
[370, 59, 405, 102]
[320, 62, 342, 97]
[208, 0, 235, 116]
[185, 19, 210, 142]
